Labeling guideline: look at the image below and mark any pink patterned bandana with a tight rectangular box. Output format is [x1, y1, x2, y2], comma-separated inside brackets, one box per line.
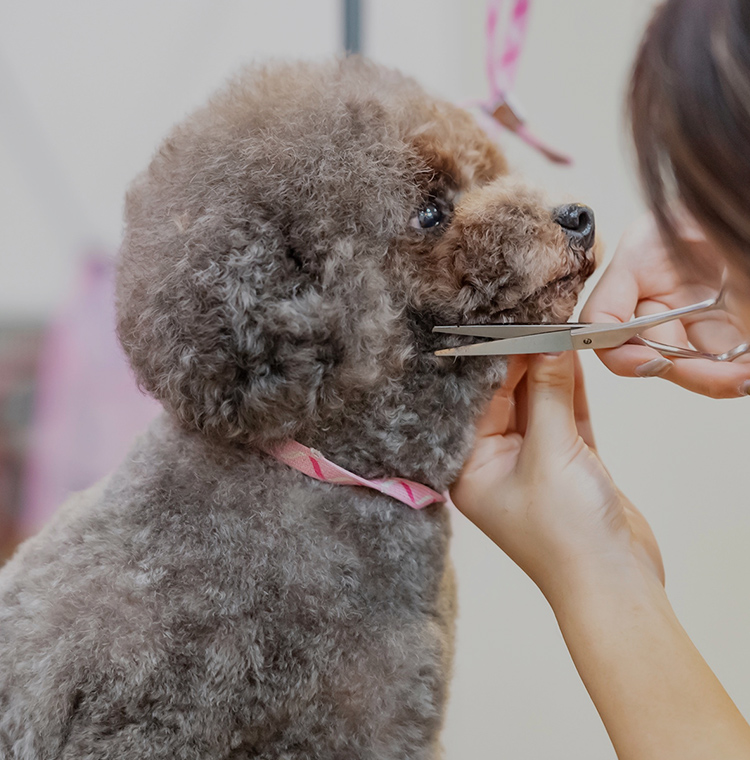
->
[265, 440, 445, 510]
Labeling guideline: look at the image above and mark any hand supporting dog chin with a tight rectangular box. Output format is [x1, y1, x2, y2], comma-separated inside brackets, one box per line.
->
[449, 352, 664, 604]
[450, 353, 750, 759]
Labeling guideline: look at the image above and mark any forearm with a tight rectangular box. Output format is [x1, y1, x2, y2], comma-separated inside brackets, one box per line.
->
[549, 559, 750, 760]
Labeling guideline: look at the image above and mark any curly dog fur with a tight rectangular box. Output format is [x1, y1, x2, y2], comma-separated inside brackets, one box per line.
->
[0, 58, 595, 758]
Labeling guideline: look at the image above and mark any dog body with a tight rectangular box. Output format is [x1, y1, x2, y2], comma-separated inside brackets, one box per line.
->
[0, 59, 594, 758]
[1, 416, 454, 758]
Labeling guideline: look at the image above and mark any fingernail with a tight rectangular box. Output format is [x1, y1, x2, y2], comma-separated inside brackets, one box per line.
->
[543, 352, 563, 357]
[635, 357, 674, 378]
[740, 380, 750, 396]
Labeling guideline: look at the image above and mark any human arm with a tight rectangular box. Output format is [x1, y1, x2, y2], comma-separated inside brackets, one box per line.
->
[580, 214, 750, 398]
[554, 555, 750, 760]
[451, 352, 750, 758]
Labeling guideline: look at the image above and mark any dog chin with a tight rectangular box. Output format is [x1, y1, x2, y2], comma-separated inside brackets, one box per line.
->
[428, 273, 588, 358]
[512, 272, 588, 324]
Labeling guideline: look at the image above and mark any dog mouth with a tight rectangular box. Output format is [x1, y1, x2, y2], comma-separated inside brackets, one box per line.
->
[485, 269, 585, 322]
[525, 271, 575, 300]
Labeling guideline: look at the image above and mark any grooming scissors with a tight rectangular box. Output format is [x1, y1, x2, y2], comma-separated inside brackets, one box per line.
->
[433, 289, 750, 361]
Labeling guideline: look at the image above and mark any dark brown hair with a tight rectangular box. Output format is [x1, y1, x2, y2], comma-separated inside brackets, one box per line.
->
[629, 0, 750, 279]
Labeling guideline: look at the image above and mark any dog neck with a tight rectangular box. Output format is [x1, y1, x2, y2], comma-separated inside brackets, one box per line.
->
[265, 440, 445, 509]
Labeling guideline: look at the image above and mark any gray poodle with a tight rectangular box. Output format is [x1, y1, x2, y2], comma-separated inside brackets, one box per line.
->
[0, 58, 596, 758]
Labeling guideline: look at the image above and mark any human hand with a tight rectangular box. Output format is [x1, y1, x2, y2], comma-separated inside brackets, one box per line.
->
[450, 352, 663, 602]
[581, 214, 750, 398]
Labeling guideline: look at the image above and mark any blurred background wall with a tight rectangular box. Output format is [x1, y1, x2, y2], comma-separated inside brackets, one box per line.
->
[1, 1, 749, 758]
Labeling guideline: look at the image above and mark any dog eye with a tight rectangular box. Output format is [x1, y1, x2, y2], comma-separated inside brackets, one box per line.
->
[410, 202, 444, 230]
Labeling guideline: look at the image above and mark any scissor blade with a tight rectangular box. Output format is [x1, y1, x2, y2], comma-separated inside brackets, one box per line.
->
[433, 323, 585, 339]
[435, 330, 575, 356]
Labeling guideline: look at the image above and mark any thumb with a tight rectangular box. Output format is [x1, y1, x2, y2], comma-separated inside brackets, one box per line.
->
[524, 352, 579, 450]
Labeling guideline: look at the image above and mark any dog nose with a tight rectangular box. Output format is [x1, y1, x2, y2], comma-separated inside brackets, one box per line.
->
[553, 204, 595, 250]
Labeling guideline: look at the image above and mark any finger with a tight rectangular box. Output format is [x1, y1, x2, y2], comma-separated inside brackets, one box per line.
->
[594, 339, 674, 378]
[658, 358, 750, 398]
[473, 390, 515, 439]
[523, 352, 578, 449]
[474, 356, 528, 438]
[573, 355, 597, 450]
[581, 214, 681, 320]
[589, 299, 680, 378]
[624, 296, 747, 367]
[580, 259, 641, 325]
[633, 298, 691, 350]
[684, 310, 748, 354]
[634, 291, 748, 360]
[589, 294, 684, 378]
[503, 355, 529, 396]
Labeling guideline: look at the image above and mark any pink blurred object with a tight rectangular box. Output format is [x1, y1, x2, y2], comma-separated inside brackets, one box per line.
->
[20, 253, 161, 538]
[464, 0, 572, 165]
[0, 325, 44, 557]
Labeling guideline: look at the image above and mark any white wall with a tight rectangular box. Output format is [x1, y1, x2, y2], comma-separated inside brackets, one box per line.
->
[0, 0, 339, 319]
[3, 2, 750, 758]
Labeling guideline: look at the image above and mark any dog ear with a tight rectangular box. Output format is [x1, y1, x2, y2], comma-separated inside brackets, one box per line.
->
[117, 181, 350, 444]
[116, 59, 416, 445]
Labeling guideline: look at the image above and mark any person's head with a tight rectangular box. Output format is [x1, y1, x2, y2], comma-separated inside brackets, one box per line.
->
[630, 0, 750, 324]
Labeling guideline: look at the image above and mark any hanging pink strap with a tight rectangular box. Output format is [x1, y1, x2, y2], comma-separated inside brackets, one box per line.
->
[479, 0, 572, 165]
[486, 0, 530, 101]
[265, 440, 444, 510]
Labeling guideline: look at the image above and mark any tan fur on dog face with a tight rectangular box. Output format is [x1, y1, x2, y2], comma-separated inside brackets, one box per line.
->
[391, 120, 596, 341]
[429, 178, 594, 321]
[409, 103, 508, 188]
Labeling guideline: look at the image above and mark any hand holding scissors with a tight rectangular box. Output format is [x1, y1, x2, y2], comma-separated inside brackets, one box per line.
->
[436, 215, 750, 398]
[581, 215, 750, 397]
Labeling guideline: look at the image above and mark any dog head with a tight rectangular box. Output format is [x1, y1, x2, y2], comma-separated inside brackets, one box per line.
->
[117, 58, 596, 488]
